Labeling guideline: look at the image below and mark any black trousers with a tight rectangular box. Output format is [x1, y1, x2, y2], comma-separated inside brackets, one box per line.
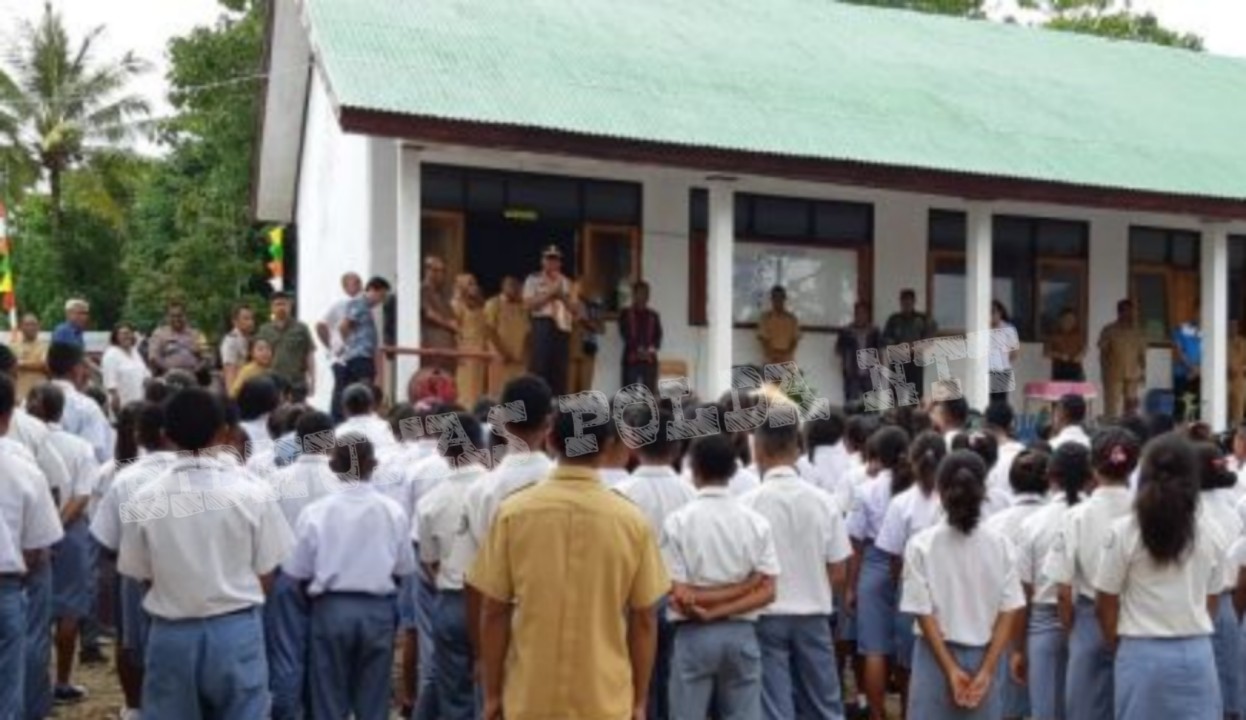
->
[1174, 374, 1202, 422]
[330, 363, 348, 422]
[342, 356, 377, 394]
[1051, 361, 1085, 382]
[529, 318, 569, 396]
[621, 361, 659, 393]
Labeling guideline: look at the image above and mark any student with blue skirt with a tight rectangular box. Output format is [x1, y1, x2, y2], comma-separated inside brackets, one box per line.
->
[847, 425, 911, 720]
[1015, 443, 1090, 720]
[1192, 441, 1243, 719]
[1044, 428, 1140, 720]
[1094, 433, 1224, 720]
[901, 450, 1026, 719]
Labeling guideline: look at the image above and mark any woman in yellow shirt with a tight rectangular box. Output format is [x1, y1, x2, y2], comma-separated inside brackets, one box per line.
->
[453, 273, 489, 405]
[230, 337, 275, 398]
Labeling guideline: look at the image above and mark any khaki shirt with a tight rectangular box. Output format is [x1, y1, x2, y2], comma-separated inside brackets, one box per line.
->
[1231, 337, 1246, 380]
[148, 325, 207, 373]
[257, 320, 314, 384]
[758, 310, 801, 365]
[484, 295, 530, 362]
[1045, 330, 1085, 363]
[468, 465, 670, 720]
[1097, 321, 1146, 381]
[421, 284, 456, 351]
[11, 337, 48, 401]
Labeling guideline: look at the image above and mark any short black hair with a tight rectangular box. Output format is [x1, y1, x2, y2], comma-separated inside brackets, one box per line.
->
[45, 342, 84, 379]
[940, 397, 970, 425]
[342, 383, 375, 417]
[900, 288, 916, 300]
[551, 396, 615, 459]
[295, 410, 336, 454]
[689, 434, 737, 485]
[388, 402, 420, 441]
[331, 431, 375, 478]
[365, 276, 391, 292]
[984, 401, 1014, 432]
[1009, 449, 1050, 496]
[500, 374, 553, 431]
[237, 375, 281, 421]
[26, 383, 65, 424]
[625, 404, 677, 461]
[443, 412, 484, 462]
[0, 344, 15, 376]
[0, 374, 14, 416]
[1057, 394, 1087, 425]
[754, 415, 801, 459]
[137, 402, 166, 451]
[164, 388, 226, 451]
[804, 410, 847, 450]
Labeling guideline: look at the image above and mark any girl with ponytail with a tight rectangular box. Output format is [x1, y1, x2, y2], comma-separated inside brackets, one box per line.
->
[1013, 443, 1090, 720]
[900, 450, 1026, 719]
[1043, 427, 1139, 720]
[847, 426, 912, 719]
[1193, 442, 1243, 719]
[1093, 434, 1223, 720]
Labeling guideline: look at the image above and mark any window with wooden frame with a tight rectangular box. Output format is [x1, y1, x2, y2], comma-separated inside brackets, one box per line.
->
[1128, 226, 1201, 346]
[926, 211, 1088, 343]
[580, 224, 642, 315]
[688, 190, 873, 330]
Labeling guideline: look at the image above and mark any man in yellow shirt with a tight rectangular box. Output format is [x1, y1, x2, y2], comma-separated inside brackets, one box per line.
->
[469, 399, 669, 720]
[11, 312, 48, 400]
[1097, 299, 1147, 418]
[757, 285, 801, 367]
[484, 276, 531, 398]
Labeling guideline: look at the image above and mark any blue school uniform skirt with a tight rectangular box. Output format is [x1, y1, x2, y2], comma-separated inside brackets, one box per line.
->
[856, 544, 898, 656]
[51, 519, 92, 620]
[1212, 590, 1240, 717]
[834, 586, 856, 643]
[118, 576, 150, 658]
[997, 649, 1031, 718]
[1026, 604, 1067, 720]
[1115, 636, 1220, 720]
[1065, 597, 1113, 720]
[908, 637, 1000, 719]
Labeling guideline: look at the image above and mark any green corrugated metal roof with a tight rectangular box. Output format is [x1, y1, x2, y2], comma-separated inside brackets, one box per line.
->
[303, 0, 1246, 201]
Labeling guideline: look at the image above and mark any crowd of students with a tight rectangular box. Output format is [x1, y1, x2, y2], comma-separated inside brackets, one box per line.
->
[0, 333, 1244, 720]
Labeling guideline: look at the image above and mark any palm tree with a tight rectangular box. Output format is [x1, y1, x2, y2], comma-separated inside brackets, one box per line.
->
[0, 2, 151, 230]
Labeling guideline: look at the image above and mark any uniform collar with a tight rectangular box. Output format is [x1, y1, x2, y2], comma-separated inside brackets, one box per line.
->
[762, 465, 799, 482]
[550, 465, 601, 484]
[697, 486, 731, 498]
[297, 454, 330, 466]
[633, 464, 677, 478]
[1014, 494, 1047, 507]
[1092, 484, 1131, 498]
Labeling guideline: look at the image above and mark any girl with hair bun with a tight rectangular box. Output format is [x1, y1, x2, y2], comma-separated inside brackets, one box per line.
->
[950, 430, 1011, 516]
[1193, 442, 1243, 719]
[901, 450, 1026, 719]
[1014, 443, 1090, 720]
[1043, 428, 1140, 720]
[847, 426, 912, 719]
[1094, 434, 1225, 720]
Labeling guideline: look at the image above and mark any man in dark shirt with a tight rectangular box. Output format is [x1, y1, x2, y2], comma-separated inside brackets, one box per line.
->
[257, 291, 315, 393]
[835, 301, 882, 406]
[618, 281, 663, 392]
[881, 289, 937, 404]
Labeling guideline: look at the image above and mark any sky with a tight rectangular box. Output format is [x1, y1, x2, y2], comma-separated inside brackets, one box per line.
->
[0, 0, 1242, 125]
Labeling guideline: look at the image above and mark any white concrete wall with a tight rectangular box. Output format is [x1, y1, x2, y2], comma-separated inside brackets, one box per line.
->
[303, 139, 1246, 412]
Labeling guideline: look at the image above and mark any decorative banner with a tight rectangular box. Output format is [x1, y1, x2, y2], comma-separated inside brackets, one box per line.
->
[0, 202, 13, 318]
[266, 225, 284, 292]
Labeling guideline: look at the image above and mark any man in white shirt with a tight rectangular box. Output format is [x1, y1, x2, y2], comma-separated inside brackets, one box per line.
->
[0, 375, 64, 720]
[932, 397, 970, 449]
[265, 409, 340, 720]
[1050, 394, 1092, 450]
[740, 411, 854, 720]
[46, 342, 113, 463]
[335, 383, 397, 454]
[984, 402, 1026, 506]
[27, 382, 99, 704]
[284, 432, 417, 720]
[118, 388, 293, 718]
[418, 413, 489, 720]
[315, 271, 362, 421]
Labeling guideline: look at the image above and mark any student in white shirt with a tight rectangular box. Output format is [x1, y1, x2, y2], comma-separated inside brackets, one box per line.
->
[740, 413, 852, 720]
[1192, 441, 1243, 719]
[713, 392, 763, 497]
[663, 433, 779, 720]
[118, 388, 292, 718]
[983, 402, 1026, 505]
[1094, 434, 1224, 720]
[847, 425, 911, 720]
[27, 382, 99, 704]
[801, 410, 854, 511]
[262, 409, 340, 720]
[0, 375, 64, 720]
[833, 412, 880, 713]
[418, 412, 489, 720]
[932, 397, 970, 450]
[1014, 443, 1090, 720]
[46, 342, 113, 464]
[951, 431, 1012, 516]
[236, 373, 281, 447]
[285, 432, 416, 720]
[901, 450, 1026, 720]
[336, 382, 398, 454]
[1049, 394, 1091, 451]
[1043, 427, 1140, 720]
[983, 449, 1050, 720]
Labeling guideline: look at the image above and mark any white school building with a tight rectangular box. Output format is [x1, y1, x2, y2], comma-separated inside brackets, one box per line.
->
[253, 0, 1246, 426]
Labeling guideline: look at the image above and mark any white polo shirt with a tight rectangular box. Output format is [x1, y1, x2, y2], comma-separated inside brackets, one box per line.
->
[7, 410, 70, 496]
[45, 426, 99, 509]
[679, 462, 758, 499]
[90, 450, 178, 553]
[900, 521, 1026, 646]
[118, 456, 293, 620]
[875, 485, 943, 557]
[0, 445, 64, 571]
[983, 495, 1047, 566]
[464, 451, 553, 549]
[1050, 425, 1091, 451]
[661, 486, 780, 621]
[1200, 491, 1242, 592]
[847, 469, 894, 542]
[1044, 484, 1132, 601]
[336, 414, 398, 454]
[1016, 495, 1072, 605]
[1094, 514, 1225, 637]
[801, 443, 854, 513]
[285, 483, 416, 596]
[53, 379, 113, 463]
[987, 439, 1026, 505]
[268, 454, 342, 531]
[617, 464, 697, 540]
[417, 465, 487, 591]
[599, 467, 631, 489]
[0, 519, 20, 575]
[739, 467, 851, 616]
[374, 440, 447, 535]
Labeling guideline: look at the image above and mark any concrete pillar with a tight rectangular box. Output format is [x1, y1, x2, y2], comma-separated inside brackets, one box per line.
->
[964, 203, 993, 410]
[707, 181, 735, 397]
[395, 145, 422, 388]
[1201, 224, 1229, 429]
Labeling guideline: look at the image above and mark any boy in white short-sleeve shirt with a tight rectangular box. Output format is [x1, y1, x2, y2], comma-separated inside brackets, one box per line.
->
[740, 416, 852, 720]
[663, 433, 779, 720]
[616, 406, 696, 539]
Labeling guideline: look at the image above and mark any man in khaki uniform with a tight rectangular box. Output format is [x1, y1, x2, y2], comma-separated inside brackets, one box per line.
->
[484, 276, 530, 398]
[11, 313, 48, 400]
[1097, 299, 1147, 418]
[1230, 320, 1246, 424]
[757, 286, 801, 367]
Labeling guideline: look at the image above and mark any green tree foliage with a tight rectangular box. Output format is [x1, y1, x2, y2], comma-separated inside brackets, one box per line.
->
[837, 0, 985, 17]
[123, 0, 268, 338]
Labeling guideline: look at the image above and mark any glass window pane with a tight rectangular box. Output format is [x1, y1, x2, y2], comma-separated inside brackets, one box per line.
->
[1130, 227, 1169, 264]
[584, 182, 640, 224]
[814, 202, 872, 243]
[581, 228, 636, 314]
[690, 188, 707, 232]
[932, 256, 966, 330]
[506, 175, 580, 223]
[994, 216, 1032, 250]
[1036, 220, 1088, 257]
[1039, 267, 1084, 338]
[1171, 231, 1200, 268]
[929, 210, 966, 252]
[751, 196, 811, 239]
[1133, 272, 1169, 344]
[422, 166, 464, 209]
[733, 243, 858, 326]
[465, 172, 505, 214]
